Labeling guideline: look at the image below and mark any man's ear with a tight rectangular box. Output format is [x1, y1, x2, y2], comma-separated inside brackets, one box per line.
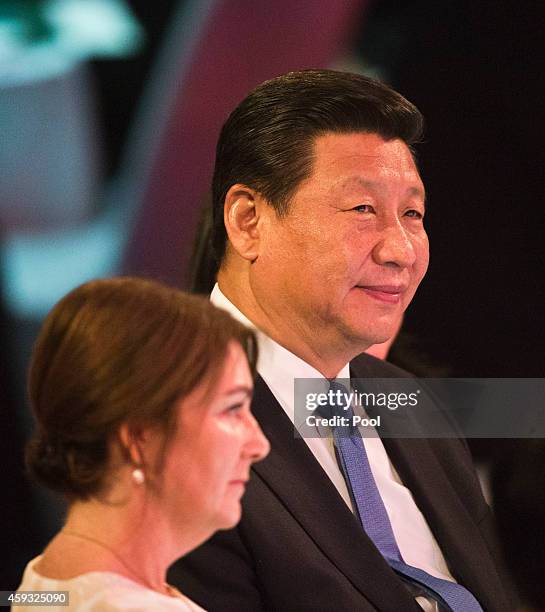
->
[224, 184, 265, 261]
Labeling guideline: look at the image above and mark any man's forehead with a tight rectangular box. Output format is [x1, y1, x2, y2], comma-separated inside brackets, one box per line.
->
[337, 176, 426, 202]
[305, 133, 424, 196]
[311, 132, 418, 168]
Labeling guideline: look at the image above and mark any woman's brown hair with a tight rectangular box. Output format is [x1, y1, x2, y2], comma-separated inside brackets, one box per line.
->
[25, 277, 256, 501]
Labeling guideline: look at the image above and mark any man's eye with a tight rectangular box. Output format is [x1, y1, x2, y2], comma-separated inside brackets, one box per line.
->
[352, 204, 375, 213]
[404, 209, 424, 219]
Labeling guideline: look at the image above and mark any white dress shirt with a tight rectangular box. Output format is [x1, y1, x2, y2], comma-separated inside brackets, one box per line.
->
[212, 284, 457, 611]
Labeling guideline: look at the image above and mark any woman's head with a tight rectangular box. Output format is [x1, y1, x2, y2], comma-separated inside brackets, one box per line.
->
[156, 339, 269, 533]
[26, 277, 265, 504]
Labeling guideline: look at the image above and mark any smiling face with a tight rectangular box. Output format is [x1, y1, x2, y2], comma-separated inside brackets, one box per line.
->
[158, 342, 269, 537]
[252, 132, 429, 361]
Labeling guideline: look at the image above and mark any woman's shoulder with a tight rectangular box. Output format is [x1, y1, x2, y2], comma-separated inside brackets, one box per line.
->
[17, 557, 205, 611]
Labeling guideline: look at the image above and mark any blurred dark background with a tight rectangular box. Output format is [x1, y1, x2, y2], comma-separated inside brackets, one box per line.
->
[1, 0, 543, 590]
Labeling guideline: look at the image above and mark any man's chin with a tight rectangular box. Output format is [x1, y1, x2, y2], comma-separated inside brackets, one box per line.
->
[337, 335, 392, 363]
[341, 319, 396, 349]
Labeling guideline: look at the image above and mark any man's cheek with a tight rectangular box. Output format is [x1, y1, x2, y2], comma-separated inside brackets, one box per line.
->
[416, 254, 429, 282]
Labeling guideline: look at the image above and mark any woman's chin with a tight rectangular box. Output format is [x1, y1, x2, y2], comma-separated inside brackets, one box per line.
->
[214, 504, 242, 531]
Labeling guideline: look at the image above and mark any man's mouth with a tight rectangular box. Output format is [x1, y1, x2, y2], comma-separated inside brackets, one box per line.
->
[355, 284, 407, 304]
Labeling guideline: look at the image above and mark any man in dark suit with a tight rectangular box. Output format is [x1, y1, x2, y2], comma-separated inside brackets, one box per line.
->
[169, 70, 515, 611]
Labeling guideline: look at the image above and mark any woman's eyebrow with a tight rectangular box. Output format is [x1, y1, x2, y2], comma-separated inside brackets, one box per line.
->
[224, 385, 253, 397]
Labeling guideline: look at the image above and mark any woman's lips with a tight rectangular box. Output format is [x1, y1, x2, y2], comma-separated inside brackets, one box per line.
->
[229, 479, 249, 487]
[229, 480, 248, 494]
[356, 285, 406, 304]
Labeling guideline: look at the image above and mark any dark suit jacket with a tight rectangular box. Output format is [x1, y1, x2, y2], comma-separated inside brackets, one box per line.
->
[169, 354, 515, 611]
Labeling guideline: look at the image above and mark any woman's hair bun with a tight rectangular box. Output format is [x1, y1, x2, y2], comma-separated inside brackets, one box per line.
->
[25, 432, 105, 499]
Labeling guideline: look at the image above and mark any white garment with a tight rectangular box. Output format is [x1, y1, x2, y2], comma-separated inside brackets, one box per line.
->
[211, 284, 456, 612]
[16, 556, 205, 611]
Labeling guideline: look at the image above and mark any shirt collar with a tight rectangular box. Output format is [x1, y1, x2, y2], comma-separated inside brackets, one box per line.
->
[210, 283, 350, 423]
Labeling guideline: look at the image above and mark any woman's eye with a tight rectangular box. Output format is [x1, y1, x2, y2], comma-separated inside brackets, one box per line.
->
[225, 403, 244, 415]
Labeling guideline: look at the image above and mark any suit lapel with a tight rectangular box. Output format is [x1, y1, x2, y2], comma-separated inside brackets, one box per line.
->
[380, 436, 504, 606]
[350, 355, 509, 610]
[250, 375, 419, 611]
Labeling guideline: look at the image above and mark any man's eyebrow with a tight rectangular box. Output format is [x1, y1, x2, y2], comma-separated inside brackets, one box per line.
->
[338, 177, 427, 204]
[407, 186, 427, 205]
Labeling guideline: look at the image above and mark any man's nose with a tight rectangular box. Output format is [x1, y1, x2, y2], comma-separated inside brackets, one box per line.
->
[372, 222, 417, 268]
[244, 412, 271, 462]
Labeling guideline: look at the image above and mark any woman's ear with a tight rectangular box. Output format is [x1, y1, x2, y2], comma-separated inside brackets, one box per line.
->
[224, 184, 264, 262]
[118, 423, 145, 466]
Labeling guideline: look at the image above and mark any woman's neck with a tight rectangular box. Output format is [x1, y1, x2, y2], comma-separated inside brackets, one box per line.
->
[39, 497, 175, 594]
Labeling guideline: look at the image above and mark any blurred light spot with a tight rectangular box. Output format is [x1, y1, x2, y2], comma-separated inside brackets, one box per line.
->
[2, 210, 125, 318]
[0, 0, 143, 86]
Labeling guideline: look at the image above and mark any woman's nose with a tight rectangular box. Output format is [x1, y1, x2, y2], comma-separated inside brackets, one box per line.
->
[245, 412, 270, 462]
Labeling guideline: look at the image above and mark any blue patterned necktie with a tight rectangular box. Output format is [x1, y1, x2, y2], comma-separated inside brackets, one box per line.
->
[325, 380, 483, 612]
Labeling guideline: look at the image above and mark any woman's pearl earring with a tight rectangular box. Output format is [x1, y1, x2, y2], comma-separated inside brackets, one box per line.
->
[132, 468, 145, 485]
